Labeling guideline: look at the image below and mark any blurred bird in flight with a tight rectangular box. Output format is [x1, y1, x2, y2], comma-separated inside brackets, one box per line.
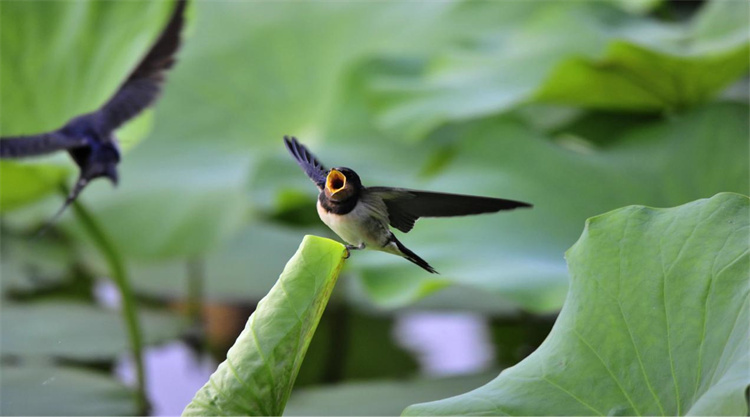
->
[0, 0, 188, 224]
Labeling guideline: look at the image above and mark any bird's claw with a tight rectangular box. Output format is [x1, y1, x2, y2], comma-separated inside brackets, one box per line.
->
[344, 243, 365, 259]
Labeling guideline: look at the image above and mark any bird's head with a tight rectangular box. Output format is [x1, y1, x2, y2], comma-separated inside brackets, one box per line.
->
[325, 167, 361, 202]
[70, 138, 121, 186]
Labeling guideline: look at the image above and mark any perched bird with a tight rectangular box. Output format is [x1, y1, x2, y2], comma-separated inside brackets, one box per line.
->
[284, 136, 532, 273]
[0, 0, 188, 221]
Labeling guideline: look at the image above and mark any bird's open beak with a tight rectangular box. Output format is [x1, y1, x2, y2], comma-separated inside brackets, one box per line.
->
[326, 169, 346, 195]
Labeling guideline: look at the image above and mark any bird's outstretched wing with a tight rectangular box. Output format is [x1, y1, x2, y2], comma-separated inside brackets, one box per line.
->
[0, 132, 87, 158]
[284, 136, 328, 190]
[369, 187, 532, 233]
[96, 0, 187, 132]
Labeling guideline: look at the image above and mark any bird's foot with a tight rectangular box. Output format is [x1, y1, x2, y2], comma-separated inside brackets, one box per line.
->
[344, 243, 365, 259]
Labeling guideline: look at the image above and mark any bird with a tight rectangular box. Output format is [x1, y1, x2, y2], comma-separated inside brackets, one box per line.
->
[283, 136, 532, 273]
[0, 0, 188, 223]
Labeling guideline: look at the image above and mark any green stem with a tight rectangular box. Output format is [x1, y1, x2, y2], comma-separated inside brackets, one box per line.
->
[68, 196, 149, 414]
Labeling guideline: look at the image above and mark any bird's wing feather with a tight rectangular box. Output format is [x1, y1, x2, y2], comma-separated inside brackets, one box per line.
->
[0, 132, 87, 158]
[284, 136, 328, 190]
[96, 0, 187, 132]
[369, 187, 532, 233]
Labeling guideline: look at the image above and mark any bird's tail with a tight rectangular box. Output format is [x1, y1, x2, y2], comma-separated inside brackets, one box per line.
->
[391, 235, 438, 274]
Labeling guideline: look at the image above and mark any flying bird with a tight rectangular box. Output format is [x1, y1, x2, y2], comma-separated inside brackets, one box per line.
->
[284, 136, 532, 273]
[0, 0, 188, 221]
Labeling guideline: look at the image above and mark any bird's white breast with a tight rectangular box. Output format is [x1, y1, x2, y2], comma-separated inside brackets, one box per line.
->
[317, 195, 391, 248]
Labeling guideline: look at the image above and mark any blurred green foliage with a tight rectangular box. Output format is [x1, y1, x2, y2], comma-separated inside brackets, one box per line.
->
[2, 302, 186, 360]
[284, 372, 499, 416]
[1, 0, 748, 415]
[1, 365, 138, 415]
[3, 0, 747, 312]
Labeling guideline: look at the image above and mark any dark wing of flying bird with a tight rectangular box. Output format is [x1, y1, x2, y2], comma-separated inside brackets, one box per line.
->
[0, 132, 87, 158]
[284, 136, 328, 190]
[94, 0, 187, 132]
[369, 187, 532, 233]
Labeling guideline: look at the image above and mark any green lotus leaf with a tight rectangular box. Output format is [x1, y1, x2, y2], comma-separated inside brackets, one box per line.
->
[405, 192, 749, 416]
[183, 235, 347, 416]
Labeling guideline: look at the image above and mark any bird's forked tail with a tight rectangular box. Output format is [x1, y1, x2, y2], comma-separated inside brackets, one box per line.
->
[391, 234, 438, 274]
